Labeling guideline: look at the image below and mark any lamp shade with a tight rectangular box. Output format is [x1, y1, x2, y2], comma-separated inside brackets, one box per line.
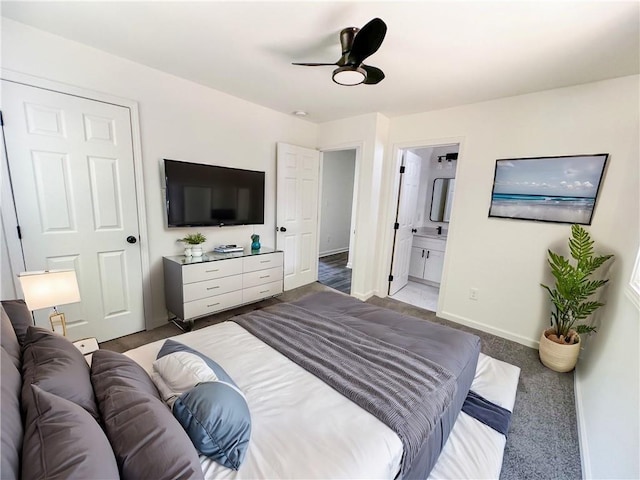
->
[18, 270, 81, 311]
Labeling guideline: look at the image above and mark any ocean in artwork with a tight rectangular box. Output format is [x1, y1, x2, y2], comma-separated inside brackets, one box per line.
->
[489, 193, 595, 224]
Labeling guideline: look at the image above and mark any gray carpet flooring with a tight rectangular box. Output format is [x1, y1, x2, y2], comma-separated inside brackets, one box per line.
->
[101, 282, 581, 480]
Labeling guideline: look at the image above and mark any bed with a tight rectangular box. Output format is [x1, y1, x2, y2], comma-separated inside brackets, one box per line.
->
[125, 291, 481, 479]
[2, 291, 519, 480]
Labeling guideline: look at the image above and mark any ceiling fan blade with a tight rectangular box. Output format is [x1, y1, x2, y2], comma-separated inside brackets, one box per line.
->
[292, 62, 338, 66]
[348, 18, 387, 65]
[362, 65, 385, 85]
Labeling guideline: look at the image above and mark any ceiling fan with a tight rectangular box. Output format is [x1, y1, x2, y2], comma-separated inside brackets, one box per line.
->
[292, 18, 387, 86]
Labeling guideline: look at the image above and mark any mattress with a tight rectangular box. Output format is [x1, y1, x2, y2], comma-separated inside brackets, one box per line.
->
[125, 292, 481, 479]
[291, 292, 481, 478]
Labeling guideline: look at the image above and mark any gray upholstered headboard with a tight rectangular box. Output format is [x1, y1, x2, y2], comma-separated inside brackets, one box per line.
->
[1, 300, 31, 480]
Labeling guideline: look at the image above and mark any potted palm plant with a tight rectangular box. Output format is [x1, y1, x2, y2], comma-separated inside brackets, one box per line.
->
[539, 224, 614, 372]
[179, 233, 207, 257]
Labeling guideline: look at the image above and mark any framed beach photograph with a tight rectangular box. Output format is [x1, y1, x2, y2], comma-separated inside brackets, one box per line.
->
[488, 153, 608, 225]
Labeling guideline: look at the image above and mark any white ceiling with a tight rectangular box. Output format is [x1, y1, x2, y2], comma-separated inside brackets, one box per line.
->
[3, 1, 639, 123]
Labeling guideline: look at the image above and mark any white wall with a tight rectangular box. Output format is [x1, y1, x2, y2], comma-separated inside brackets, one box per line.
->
[1, 19, 318, 328]
[318, 112, 389, 299]
[379, 75, 639, 479]
[319, 150, 355, 257]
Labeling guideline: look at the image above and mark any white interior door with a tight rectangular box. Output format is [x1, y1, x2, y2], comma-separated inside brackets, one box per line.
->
[1, 80, 145, 342]
[276, 142, 320, 291]
[389, 150, 422, 295]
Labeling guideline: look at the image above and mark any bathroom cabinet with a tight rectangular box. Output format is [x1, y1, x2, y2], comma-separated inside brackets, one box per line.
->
[409, 236, 446, 285]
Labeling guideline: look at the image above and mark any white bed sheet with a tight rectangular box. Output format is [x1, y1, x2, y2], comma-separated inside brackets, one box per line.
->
[124, 322, 403, 479]
[124, 322, 520, 480]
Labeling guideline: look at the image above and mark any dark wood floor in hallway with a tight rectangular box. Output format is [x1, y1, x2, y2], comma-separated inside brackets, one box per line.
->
[318, 252, 351, 294]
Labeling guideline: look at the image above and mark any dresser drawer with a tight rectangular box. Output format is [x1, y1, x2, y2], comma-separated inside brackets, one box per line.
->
[182, 257, 243, 284]
[242, 266, 283, 289]
[242, 280, 283, 304]
[243, 252, 283, 273]
[183, 274, 243, 303]
[183, 290, 243, 320]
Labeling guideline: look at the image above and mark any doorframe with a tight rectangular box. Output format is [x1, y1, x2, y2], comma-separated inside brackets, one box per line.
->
[378, 136, 465, 314]
[0, 69, 153, 329]
[318, 142, 363, 293]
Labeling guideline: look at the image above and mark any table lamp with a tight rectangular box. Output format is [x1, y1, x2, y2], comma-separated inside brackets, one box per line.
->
[18, 270, 81, 336]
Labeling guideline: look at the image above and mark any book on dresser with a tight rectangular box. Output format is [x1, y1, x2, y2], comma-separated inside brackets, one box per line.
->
[213, 245, 244, 253]
[163, 247, 284, 330]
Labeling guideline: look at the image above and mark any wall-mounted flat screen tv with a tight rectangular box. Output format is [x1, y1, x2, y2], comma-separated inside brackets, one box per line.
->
[164, 159, 265, 227]
[488, 153, 608, 225]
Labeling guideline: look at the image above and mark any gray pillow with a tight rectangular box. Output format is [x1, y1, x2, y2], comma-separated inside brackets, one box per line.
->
[0, 300, 32, 346]
[21, 326, 99, 420]
[90, 348, 160, 398]
[21, 384, 119, 480]
[173, 381, 251, 470]
[1, 347, 23, 480]
[1, 307, 21, 369]
[91, 350, 204, 480]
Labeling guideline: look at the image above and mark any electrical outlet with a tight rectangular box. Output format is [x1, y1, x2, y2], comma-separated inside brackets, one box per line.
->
[469, 288, 479, 301]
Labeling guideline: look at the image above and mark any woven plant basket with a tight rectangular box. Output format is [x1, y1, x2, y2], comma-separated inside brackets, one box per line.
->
[539, 328, 581, 373]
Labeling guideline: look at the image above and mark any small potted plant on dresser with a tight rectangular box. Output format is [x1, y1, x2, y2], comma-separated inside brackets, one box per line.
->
[539, 224, 614, 372]
[179, 233, 207, 257]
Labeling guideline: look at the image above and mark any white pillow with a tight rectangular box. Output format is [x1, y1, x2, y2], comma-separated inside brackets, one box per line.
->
[152, 351, 217, 401]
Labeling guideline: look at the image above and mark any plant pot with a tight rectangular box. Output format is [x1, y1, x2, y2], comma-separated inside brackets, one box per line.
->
[191, 245, 203, 257]
[184, 247, 192, 257]
[539, 328, 581, 372]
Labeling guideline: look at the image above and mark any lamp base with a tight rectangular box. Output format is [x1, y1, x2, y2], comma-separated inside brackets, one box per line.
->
[49, 311, 67, 336]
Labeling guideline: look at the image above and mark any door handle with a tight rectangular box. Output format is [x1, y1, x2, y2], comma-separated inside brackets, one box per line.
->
[277, 227, 287, 232]
[421, 249, 424, 258]
[426, 250, 430, 259]
[126, 235, 137, 244]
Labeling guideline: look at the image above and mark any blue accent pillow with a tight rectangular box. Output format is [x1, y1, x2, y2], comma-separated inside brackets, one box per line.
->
[157, 339, 236, 386]
[173, 382, 251, 470]
[157, 340, 251, 470]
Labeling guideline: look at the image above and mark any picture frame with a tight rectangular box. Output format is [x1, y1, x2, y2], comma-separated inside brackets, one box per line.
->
[488, 153, 608, 225]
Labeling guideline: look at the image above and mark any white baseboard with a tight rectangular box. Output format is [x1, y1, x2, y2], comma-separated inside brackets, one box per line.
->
[319, 247, 349, 258]
[352, 290, 375, 301]
[574, 373, 590, 480]
[438, 310, 539, 348]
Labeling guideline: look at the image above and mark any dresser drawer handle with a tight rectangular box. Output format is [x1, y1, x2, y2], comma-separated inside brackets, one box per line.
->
[206, 286, 220, 290]
[205, 269, 219, 273]
[207, 302, 220, 308]
[259, 260, 271, 264]
[259, 275, 270, 279]
[259, 290, 269, 294]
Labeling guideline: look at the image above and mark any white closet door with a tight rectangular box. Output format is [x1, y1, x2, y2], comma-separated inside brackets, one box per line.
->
[2, 80, 145, 342]
[276, 142, 320, 291]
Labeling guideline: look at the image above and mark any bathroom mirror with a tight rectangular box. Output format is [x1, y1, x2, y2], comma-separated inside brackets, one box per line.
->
[430, 178, 455, 222]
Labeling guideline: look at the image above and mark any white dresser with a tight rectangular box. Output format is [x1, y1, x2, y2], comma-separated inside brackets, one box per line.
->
[163, 248, 283, 330]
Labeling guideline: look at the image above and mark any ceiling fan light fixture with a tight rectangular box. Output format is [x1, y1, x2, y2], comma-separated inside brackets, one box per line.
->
[332, 66, 366, 86]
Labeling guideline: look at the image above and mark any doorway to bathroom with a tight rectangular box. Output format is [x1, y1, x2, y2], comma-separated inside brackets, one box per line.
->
[388, 143, 459, 312]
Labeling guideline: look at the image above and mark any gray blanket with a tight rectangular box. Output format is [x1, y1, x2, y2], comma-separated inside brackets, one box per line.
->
[232, 302, 457, 476]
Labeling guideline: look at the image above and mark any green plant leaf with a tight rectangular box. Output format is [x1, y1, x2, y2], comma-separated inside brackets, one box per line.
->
[540, 224, 613, 339]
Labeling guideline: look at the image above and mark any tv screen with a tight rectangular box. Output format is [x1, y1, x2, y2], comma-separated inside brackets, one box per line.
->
[164, 159, 265, 227]
[488, 153, 608, 225]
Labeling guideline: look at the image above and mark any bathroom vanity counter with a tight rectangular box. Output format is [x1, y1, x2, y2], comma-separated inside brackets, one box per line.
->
[413, 227, 447, 240]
